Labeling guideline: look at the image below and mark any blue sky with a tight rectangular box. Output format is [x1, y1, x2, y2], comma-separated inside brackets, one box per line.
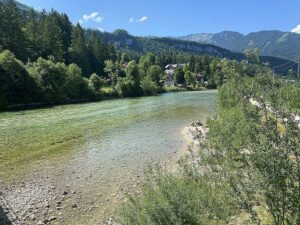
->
[18, 0, 300, 37]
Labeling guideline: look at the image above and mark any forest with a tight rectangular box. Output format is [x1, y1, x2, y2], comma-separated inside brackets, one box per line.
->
[1, 0, 297, 110]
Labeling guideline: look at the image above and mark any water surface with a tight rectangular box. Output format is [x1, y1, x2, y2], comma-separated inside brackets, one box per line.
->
[0, 90, 217, 224]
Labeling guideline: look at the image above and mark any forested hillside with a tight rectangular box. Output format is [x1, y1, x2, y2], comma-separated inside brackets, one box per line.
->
[178, 30, 300, 62]
[0, 0, 297, 111]
[89, 29, 297, 72]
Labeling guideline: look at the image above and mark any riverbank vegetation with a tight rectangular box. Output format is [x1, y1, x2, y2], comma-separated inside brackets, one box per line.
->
[118, 52, 300, 224]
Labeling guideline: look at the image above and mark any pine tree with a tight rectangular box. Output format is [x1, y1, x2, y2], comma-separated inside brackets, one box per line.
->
[87, 32, 105, 76]
[24, 9, 42, 60]
[189, 55, 196, 73]
[0, 0, 27, 61]
[69, 24, 91, 76]
[41, 10, 64, 61]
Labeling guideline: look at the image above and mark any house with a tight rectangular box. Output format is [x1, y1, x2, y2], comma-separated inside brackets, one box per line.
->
[165, 69, 175, 86]
[165, 64, 186, 70]
[196, 74, 205, 83]
[164, 64, 186, 86]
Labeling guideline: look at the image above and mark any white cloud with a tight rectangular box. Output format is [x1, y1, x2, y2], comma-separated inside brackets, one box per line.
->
[79, 12, 104, 24]
[129, 17, 134, 23]
[291, 24, 300, 34]
[83, 12, 98, 21]
[94, 16, 104, 23]
[136, 16, 148, 23]
[129, 16, 148, 23]
[98, 28, 104, 32]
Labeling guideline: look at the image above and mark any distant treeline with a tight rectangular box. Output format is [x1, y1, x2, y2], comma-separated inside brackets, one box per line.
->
[0, 0, 295, 111]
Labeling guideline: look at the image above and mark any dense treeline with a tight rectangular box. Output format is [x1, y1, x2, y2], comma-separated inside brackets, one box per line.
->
[0, 0, 291, 111]
[87, 28, 298, 75]
[118, 55, 300, 224]
[0, 0, 116, 76]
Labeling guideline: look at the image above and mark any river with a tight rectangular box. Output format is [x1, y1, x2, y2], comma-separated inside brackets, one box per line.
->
[0, 90, 217, 225]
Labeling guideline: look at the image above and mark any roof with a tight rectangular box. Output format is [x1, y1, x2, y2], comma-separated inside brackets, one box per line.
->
[165, 64, 187, 69]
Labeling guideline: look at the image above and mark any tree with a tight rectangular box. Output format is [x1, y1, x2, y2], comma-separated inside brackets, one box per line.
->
[57, 13, 73, 55]
[104, 60, 125, 86]
[126, 60, 141, 84]
[41, 10, 64, 61]
[174, 68, 185, 85]
[121, 52, 130, 65]
[0, 0, 26, 61]
[184, 71, 196, 86]
[189, 55, 196, 72]
[28, 57, 67, 102]
[116, 60, 142, 97]
[64, 64, 83, 98]
[0, 50, 41, 107]
[244, 48, 260, 64]
[24, 9, 42, 60]
[139, 53, 156, 75]
[87, 32, 107, 76]
[146, 65, 163, 85]
[68, 24, 91, 75]
[141, 76, 160, 95]
[89, 73, 103, 93]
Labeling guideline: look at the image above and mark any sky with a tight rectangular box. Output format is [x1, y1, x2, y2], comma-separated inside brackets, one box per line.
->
[18, 0, 300, 37]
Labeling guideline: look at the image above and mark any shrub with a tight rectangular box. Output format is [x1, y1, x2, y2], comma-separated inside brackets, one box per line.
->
[141, 76, 160, 95]
[118, 167, 235, 225]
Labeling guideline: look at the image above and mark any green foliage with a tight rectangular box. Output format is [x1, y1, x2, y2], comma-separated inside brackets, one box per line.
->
[0, 0, 26, 60]
[28, 57, 67, 102]
[0, 50, 41, 107]
[244, 48, 260, 64]
[189, 55, 196, 72]
[141, 76, 160, 95]
[119, 168, 235, 225]
[64, 64, 84, 98]
[146, 65, 163, 85]
[139, 52, 156, 74]
[281, 82, 300, 114]
[119, 57, 300, 225]
[89, 73, 105, 93]
[184, 71, 196, 86]
[208, 73, 300, 224]
[28, 57, 95, 103]
[68, 24, 91, 76]
[174, 68, 185, 85]
[116, 61, 142, 97]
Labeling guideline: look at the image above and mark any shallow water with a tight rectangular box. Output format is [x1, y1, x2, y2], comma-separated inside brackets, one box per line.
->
[0, 90, 217, 224]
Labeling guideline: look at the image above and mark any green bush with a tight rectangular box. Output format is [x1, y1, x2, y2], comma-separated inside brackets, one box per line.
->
[141, 76, 160, 95]
[0, 50, 42, 107]
[118, 167, 235, 225]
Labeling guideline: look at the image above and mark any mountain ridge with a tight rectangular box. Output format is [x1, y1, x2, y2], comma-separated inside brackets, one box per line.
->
[178, 30, 300, 62]
[87, 29, 297, 74]
[1, 0, 297, 74]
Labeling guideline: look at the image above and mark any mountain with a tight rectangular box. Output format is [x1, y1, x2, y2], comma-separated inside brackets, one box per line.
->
[178, 30, 300, 62]
[1, 0, 297, 74]
[0, 0, 31, 11]
[88, 29, 297, 74]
